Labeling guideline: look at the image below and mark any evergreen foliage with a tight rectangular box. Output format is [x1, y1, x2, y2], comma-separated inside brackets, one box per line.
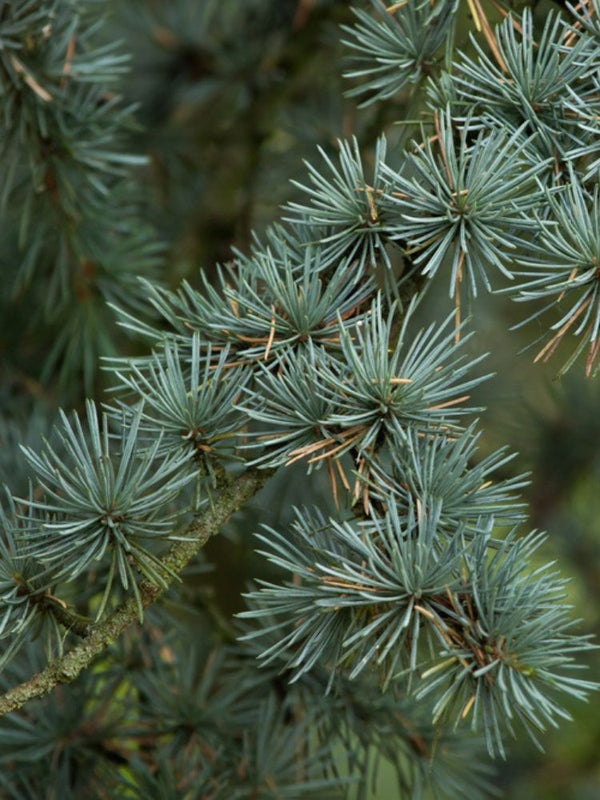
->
[0, 1, 599, 798]
[0, 0, 163, 394]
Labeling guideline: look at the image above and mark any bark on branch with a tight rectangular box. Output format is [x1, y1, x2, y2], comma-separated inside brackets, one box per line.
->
[0, 468, 271, 718]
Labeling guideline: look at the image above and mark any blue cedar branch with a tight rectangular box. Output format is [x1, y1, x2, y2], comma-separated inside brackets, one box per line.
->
[0, 467, 271, 718]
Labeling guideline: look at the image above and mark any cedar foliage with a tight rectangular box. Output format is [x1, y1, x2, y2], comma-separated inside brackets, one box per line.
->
[0, 1, 599, 798]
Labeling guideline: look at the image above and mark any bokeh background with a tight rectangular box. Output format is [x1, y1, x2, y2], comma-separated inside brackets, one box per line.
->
[1, 1, 598, 797]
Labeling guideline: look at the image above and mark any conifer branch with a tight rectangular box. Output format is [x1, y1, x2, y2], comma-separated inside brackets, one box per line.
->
[0, 467, 271, 718]
[1, 1, 599, 794]
[38, 598, 93, 639]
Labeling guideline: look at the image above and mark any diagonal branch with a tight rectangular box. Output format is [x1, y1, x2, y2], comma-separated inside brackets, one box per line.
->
[0, 467, 272, 718]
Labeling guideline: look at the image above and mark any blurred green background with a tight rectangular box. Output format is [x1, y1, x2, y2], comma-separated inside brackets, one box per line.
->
[2, 0, 598, 796]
